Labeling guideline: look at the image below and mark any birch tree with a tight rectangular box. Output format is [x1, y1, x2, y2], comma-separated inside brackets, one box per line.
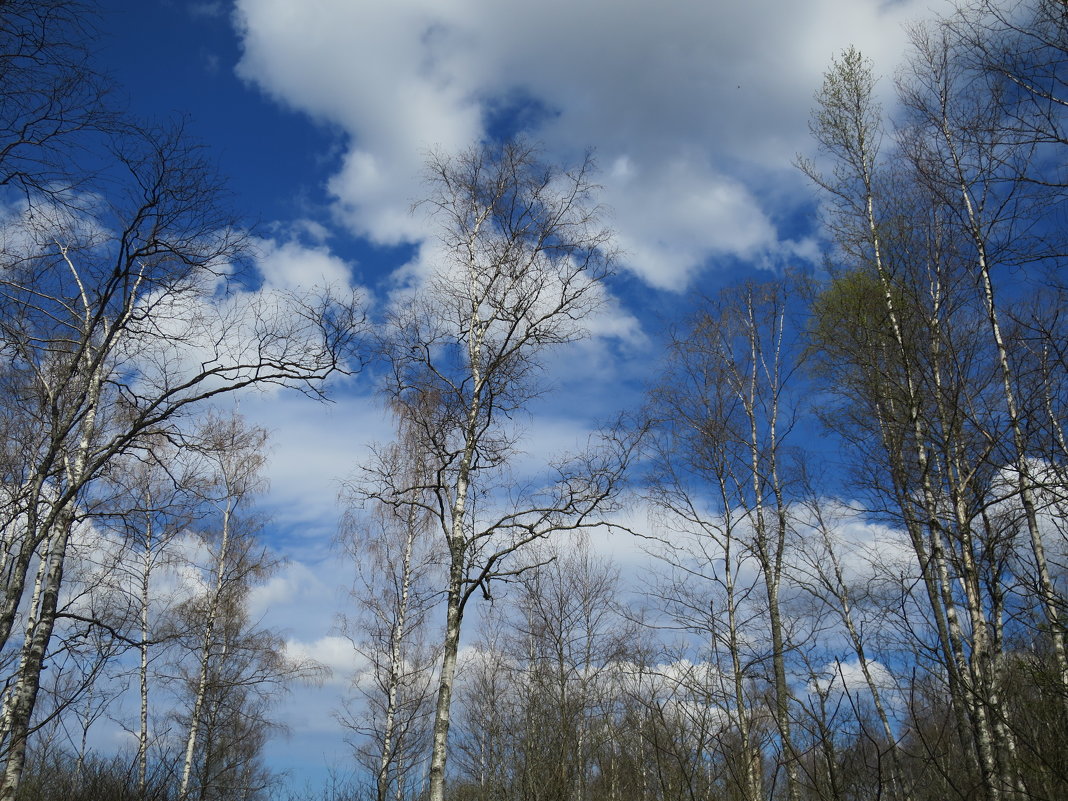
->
[373, 140, 631, 801]
[802, 47, 977, 791]
[790, 493, 911, 801]
[172, 413, 320, 801]
[646, 278, 806, 801]
[899, 16, 1068, 703]
[339, 401, 440, 801]
[174, 414, 267, 801]
[509, 541, 629, 801]
[0, 5, 360, 797]
[801, 33, 1068, 800]
[90, 439, 204, 797]
[0, 124, 360, 800]
[645, 298, 771, 801]
[0, 0, 114, 197]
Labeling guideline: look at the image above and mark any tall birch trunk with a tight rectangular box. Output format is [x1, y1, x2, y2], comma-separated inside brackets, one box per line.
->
[178, 497, 233, 801]
[723, 520, 763, 801]
[427, 564, 464, 801]
[916, 44, 1055, 792]
[0, 338, 106, 801]
[398, 143, 617, 801]
[0, 510, 73, 801]
[138, 511, 153, 797]
[427, 386, 478, 801]
[375, 500, 421, 801]
[738, 289, 799, 801]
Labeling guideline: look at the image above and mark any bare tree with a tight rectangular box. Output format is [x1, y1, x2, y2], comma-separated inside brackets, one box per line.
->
[450, 613, 517, 801]
[171, 413, 322, 801]
[0, 0, 114, 198]
[510, 540, 630, 801]
[899, 15, 1068, 705]
[645, 306, 769, 801]
[339, 401, 441, 801]
[645, 278, 808, 801]
[175, 414, 268, 801]
[370, 139, 631, 801]
[446, 540, 635, 801]
[0, 5, 362, 798]
[78, 436, 208, 796]
[801, 32, 1068, 800]
[790, 492, 911, 801]
[0, 123, 361, 800]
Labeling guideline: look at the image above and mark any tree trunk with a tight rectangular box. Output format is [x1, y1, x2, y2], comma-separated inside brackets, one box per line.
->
[179, 500, 233, 801]
[375, 501, 420, 801]
[427, 565, 463, 801]
[0, 510, 73, 801]
[139, 512, 153, 796]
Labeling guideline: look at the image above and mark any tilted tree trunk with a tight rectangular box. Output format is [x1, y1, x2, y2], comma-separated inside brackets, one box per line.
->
[0, 342, 106, 801]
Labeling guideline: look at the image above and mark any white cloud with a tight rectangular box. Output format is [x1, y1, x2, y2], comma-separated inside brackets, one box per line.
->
[605, 157, 779, 289]
[808, 657, 896, 697]
[233, 0, 952, 289]
[247, 558, 325, 620]
[285, 635, 366, 687]
[814, 501, 917, 582]
[238, 388, 389, 536]
[252, 235, 355, 293]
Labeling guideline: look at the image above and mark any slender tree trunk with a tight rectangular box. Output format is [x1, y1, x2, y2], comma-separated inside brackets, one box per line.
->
[813, 511, 910, 801]
[929, 85, 1055, 792]
[978, 227, 1068, 697]
[179, 499, 233, 801]
[741, 290, 799, 801]
[0, 347, 105, 801]
[0, 509, 73, 801]
[427, 564, 463, 801]
[0, 479, 47, 654]
[138, 513, 153, 796]
[723, 516, 763, 801]
[427, 288, 484, 801]
[376, 501, 420, 801]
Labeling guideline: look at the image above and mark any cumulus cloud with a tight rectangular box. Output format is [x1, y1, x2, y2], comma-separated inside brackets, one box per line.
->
[233, 0, 951, 289]
[285, 635, 366, 686]
[238, 389, 389, 537]
[808, 657, 896, 697]
[252, 234, 355, 293]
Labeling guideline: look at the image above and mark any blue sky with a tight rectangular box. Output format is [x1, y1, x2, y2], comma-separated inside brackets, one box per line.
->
[91, 0, 955, 788]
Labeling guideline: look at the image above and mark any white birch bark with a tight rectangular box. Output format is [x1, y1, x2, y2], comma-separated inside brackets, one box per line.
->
[404, 143, 617, 801]
[737, 289, 800, 801]
[178, 493, 234, 801]
[138, 511, 153, 797]
[904, 29, 1054, 795]
[426, 564, 464, 801]
[0, 295, 108, 799]
[427, 393, 478, 801]
[804, 48, 999, 787]
[374, 499, 421, 801]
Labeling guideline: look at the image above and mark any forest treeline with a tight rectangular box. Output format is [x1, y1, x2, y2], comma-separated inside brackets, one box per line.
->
[1, 1, 1067, 801]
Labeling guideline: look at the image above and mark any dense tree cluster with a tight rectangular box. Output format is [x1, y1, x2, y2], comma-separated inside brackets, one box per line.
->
[0, 2, 357, 800]
[2, 1, 1068, 801]
[334, 2, 1068, 800]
